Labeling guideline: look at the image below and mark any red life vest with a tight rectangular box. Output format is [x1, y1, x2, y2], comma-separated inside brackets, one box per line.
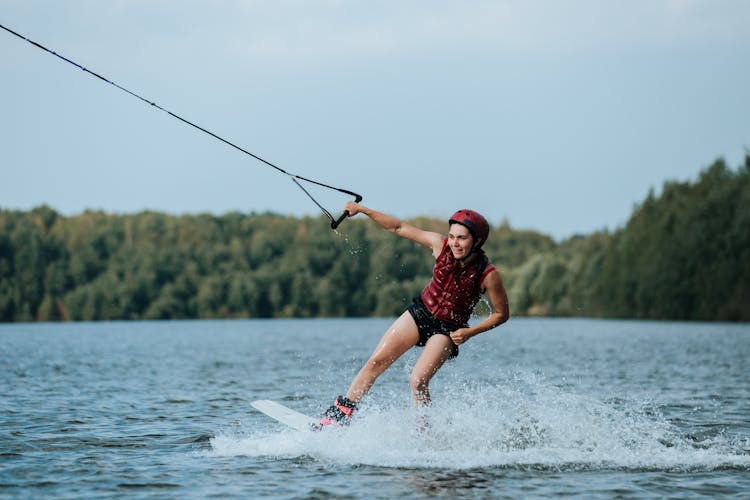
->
[420, 238, 496, 326]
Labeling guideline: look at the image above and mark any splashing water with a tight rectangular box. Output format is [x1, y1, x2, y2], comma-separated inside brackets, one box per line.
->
[331, 228, 366, 255]
[209, 373, 749, 472]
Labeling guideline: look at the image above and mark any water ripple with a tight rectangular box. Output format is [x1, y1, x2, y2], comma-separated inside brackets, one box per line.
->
[1, 318, 749, 498]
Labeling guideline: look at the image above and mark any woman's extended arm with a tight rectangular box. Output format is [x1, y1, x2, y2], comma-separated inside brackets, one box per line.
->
[343, 201, 444, 257]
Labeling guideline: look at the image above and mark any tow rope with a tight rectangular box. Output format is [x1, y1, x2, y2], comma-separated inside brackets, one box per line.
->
[1, 23, 361, 229]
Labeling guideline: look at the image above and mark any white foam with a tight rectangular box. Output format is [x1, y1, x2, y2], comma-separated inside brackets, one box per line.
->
[209, 374, 750, 471]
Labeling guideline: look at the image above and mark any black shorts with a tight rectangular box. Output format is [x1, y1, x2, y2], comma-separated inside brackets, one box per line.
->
[406, 297, 462, 359]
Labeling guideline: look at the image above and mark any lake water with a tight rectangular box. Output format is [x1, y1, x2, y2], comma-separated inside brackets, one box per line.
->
[1, 318, 748, 498]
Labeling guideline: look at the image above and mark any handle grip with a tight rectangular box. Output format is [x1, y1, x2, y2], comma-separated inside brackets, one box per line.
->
[331, 211, 350, 229]
[330, 194, 363, 230]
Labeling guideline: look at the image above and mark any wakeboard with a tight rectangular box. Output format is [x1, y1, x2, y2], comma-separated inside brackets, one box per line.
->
[251, 399, 320, 432]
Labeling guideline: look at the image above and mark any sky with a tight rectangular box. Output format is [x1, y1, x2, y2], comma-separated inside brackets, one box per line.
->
[2, 1, 749, 240]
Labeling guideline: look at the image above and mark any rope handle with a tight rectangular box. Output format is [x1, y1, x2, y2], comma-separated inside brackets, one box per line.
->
[330, 193, 363, 229]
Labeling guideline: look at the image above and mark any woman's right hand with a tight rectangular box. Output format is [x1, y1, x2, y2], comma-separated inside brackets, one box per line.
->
[344, 201, 364, 217]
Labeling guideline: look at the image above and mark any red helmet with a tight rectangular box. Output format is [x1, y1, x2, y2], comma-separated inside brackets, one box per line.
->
[449, 209, 490, 250]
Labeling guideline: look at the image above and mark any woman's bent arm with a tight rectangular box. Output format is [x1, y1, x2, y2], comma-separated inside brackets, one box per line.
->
[449, 270, 510, 345]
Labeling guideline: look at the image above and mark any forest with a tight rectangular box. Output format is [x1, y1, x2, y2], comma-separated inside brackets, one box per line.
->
[1, 156, 748, 322]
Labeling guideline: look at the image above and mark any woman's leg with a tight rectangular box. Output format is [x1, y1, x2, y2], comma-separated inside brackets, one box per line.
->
[409, 334, 455, 405]
[345, 311, 419, 402]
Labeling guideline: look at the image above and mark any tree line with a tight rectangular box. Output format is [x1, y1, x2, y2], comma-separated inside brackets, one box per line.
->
[1, 156, 748, 322]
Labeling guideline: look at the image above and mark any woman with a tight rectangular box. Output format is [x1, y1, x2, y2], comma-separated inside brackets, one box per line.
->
[319, 202, 510, 426]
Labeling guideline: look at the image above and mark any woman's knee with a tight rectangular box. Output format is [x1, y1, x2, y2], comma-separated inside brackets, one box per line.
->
[410, 373, 430, 394]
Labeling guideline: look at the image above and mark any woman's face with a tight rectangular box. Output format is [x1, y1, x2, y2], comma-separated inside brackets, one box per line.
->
[448, 223, 474, 260]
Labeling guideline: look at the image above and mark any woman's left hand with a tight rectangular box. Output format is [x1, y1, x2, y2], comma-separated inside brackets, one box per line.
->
[449, 328, 472, 345]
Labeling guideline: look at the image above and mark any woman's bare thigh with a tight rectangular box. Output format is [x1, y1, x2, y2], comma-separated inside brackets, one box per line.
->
[411, 334, 454, 383]
[368, 311, 420, 364]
